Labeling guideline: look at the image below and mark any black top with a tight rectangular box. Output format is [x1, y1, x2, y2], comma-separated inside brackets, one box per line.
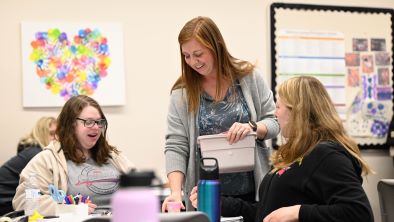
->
[221, 141, 374, 222]
[0, 145, 41, 215]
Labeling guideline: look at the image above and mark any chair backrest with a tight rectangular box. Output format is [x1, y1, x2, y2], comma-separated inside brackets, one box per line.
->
[159, 211, 210, 222]
[377, 179, 394, 222]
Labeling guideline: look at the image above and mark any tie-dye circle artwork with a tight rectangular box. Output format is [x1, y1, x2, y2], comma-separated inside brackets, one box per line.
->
[371, 120, 389, 138]
[29, 28, 111, 100]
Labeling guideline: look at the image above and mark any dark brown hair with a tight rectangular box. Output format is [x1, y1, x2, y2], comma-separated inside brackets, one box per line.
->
[56, 95, 118, 165]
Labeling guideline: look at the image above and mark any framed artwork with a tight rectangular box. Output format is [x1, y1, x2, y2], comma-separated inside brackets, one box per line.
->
[270, 3, 394, 148]
[21, 22, 126, 107]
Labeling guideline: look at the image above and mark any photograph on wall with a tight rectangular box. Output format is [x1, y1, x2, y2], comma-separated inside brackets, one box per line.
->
[21, 22, 126, 107]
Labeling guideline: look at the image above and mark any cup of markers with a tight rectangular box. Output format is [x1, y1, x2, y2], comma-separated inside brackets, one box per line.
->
[55, 194, 89, 216]
[48, 185, 89, 216]
[64, 194, 91, 205]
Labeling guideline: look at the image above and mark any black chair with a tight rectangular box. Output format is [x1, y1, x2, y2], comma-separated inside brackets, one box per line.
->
[377, 179, 394, 222]
[1, 210, 24, 218]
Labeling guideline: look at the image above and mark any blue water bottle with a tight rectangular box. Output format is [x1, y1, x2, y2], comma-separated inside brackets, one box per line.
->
[198, 157, 220, 222]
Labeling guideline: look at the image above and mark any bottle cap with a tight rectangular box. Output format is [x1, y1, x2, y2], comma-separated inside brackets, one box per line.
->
[199, 158, 219, 180]
[119, 170, 156, 187]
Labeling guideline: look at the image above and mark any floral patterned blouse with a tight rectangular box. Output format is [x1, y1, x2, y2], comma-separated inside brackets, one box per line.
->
[198, 81, 255, 198]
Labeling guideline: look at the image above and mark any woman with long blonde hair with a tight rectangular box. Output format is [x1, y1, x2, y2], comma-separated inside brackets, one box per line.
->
[17, 116, 57, 153]
[190, 76, 374, 222]
[0, 116, 56, 215]
[272, 76, 373, 175]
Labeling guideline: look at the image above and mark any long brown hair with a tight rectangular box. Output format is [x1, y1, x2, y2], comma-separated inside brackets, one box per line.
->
[272, 76, 373, 175]
[56, 95, 118, 165]
[172, 16, 255, 112]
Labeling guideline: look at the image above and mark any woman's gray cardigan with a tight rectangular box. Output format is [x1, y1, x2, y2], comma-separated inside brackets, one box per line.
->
[164, 69, 280, 210]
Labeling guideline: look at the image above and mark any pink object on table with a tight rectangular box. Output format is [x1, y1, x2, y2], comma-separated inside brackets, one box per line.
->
[111, 188, 159, 222]
[167, 201, 182, 213]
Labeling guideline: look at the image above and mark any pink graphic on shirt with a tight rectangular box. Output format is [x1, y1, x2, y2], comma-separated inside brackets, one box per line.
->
[277, 167, 290, 176]
[276, 157, 303, 176]
[76, 165, 119, 195]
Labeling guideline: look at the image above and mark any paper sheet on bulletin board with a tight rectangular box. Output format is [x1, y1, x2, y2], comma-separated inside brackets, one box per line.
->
[270, 3, 394, 147]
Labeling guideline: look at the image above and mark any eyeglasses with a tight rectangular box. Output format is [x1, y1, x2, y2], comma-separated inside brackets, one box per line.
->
[76, 118, 107, 128]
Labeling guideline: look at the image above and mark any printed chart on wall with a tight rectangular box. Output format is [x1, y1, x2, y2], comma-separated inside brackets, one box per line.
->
[21, 22, 126, 107]
[270, 3, 394, 148]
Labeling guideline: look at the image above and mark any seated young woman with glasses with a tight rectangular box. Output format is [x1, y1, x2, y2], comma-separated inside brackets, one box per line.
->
[12, 95, 135, 216]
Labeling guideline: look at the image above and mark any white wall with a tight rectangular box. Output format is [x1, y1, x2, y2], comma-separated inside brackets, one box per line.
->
[0, 0, 271, 176]
[362, 150, 394, 222]
[1, 0, 393, 221]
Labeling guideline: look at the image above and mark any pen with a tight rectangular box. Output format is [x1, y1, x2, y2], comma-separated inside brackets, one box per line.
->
[74, 196, 80, 205]
[64, 196, 70, 204]
[43, 216, 59, 219]
[81, 195, 86, 203]
[67, 195, 75, 205]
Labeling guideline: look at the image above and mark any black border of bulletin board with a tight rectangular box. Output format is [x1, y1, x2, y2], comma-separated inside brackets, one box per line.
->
[270, 3, 394, 149]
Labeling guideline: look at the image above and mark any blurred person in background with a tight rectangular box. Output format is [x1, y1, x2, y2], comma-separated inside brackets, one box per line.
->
[0, 116, 57, 215]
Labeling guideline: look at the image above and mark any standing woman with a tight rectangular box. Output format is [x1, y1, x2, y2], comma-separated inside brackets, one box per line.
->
[13, 95, 135, 216]
[0, 116, 56, 215]
[162, 16, 279, 211]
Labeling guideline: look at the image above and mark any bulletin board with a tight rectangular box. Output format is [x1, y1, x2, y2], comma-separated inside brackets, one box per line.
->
[270, 3, 394, 149]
